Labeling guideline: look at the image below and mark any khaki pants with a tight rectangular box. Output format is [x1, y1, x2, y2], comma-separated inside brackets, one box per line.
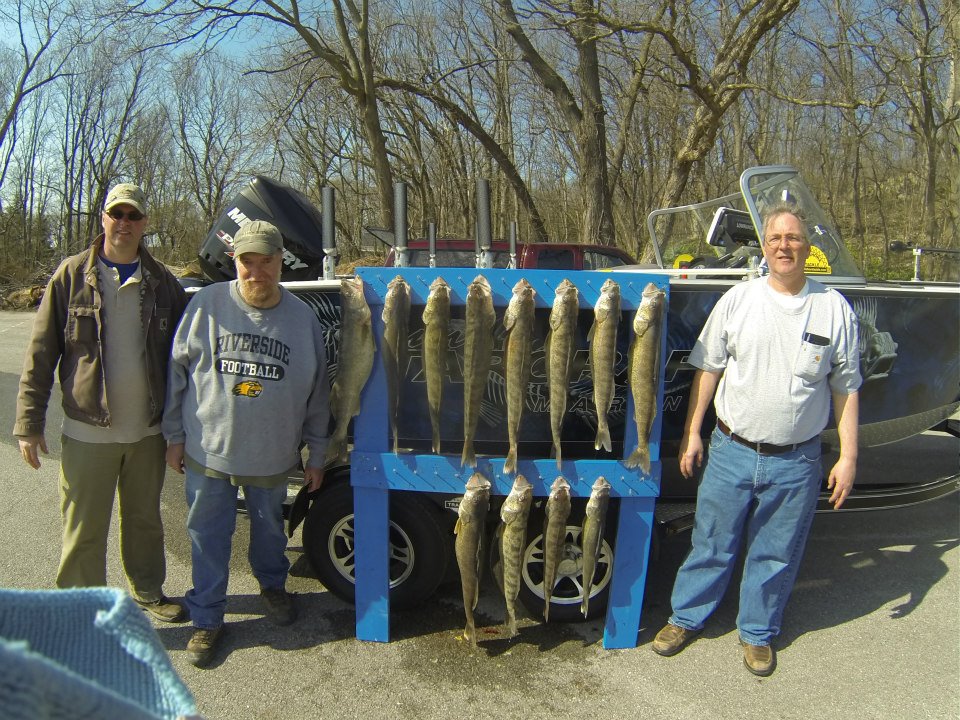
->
[56, 433, 168, 602]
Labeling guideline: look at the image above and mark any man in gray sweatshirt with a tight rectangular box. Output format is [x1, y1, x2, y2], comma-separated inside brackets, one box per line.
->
[162, 220, 330, 668]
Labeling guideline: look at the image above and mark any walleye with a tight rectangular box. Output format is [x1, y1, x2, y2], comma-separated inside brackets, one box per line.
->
[461, 275, 496, 468]
[422, 277, 451, 454]
[383, 275, 411, 453]
[546, 279, 580, 468]
[503, 278, 536, 474]
[455, 472, 491, 647]
[580, 476, 611, 618]
[625, 282, 666, 472]
[326, 277, 375, 464]
[589, 279, 621, 452]
[541, 476, 572, 622]
[499, 474, 533, 638]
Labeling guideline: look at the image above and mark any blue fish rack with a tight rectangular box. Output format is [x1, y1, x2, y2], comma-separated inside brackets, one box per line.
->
[350, 267, 669, 649]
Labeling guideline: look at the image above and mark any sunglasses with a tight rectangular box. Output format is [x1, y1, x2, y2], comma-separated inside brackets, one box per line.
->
[106, 209, 145, 222]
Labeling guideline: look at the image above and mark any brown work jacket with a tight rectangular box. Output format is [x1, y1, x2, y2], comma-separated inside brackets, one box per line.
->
[13, 236, 188, 437]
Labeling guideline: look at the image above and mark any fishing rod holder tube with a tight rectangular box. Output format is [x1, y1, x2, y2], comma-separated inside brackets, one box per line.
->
[321, 186, 338, 280]
[394, 182, 409, 268]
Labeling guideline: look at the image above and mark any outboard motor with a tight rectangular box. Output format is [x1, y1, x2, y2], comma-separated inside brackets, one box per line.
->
[198, 176, 325, 282]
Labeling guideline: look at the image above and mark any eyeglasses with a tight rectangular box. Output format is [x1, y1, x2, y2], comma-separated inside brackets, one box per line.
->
[764, 234, 805, 248]
[106, 209, 145, 222]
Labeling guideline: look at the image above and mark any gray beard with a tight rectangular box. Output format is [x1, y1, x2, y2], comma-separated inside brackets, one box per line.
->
[238, 279, 281, 308]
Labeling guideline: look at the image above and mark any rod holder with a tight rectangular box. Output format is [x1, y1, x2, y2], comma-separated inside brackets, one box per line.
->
[394, 182, 408, 268]
[321, 186, 337, 280]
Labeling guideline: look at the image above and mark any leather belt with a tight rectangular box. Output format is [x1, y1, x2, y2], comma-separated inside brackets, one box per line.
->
[716, 419, 806, 456]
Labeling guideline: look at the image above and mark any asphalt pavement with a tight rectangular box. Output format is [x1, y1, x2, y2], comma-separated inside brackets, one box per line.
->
[0, 309, 957, 720]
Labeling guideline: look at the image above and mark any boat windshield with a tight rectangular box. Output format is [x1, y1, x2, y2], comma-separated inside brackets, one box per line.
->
[647, 166, 864, 280]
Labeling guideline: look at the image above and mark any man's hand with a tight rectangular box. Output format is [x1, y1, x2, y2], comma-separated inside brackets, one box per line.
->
[304, 466, 325, 493]
[18, 435, 47, 470]
[826, 456, 856, 509]
[678, 432, 704, 480]
[166, 442, 185, 474]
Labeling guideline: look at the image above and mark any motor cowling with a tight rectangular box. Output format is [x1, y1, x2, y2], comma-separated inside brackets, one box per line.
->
[198, 176, 325, 282]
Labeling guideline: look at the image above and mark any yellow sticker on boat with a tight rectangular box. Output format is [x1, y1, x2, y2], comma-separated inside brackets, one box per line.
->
[805, 245, 831, 274]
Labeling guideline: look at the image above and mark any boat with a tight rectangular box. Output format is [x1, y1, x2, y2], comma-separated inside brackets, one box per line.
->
[194, 167, 958, 616]
[635, 165, 959, 519]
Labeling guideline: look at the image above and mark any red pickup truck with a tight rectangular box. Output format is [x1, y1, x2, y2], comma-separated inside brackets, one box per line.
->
[384, 238, 636, 270]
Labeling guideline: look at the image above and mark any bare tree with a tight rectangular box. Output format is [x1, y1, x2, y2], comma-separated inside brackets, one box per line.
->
[146, 0, 400, 228]
[492, 0, 616, 245]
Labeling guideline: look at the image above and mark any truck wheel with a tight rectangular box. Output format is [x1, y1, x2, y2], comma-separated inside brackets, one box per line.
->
[516, 506, 616, 622]
[302, 481, 450, 609]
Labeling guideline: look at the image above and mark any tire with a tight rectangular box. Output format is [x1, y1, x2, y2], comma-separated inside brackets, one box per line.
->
[490, 501, 618, 622]
[302, 480, 451, 609]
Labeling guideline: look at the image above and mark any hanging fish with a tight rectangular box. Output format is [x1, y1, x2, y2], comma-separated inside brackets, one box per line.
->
[455, 472, 491, 647]
[461, 275, 496, 468]
[422, 277, 451, 454]
[580, 476, 611, 618]
[625, 282, 665, 472]
[546, 278, 579, 468]
[503, 278, 536, 474]
[542, 476, 572, 622]
[589, 279, 621, 453]
[326, 277, 375, 464]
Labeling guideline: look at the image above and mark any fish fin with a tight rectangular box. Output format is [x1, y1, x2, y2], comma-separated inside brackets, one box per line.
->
[625, 446, 650, 473]
[454, 517, 462, 535]
[492, 534, 504, 592]
[432, 432, 440, 454]
[504, 448, 517, 475]
[325, 438, 344, 466]
[587, 321, 596, 342]
[329, 382, 341, 413]
[543, 601, 550, 623]
[581, 596, 589, 618]
[461, 441, 475, 468]
[595, 422, 612, 453]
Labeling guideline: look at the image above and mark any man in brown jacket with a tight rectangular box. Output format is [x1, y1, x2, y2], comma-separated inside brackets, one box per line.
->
[14, 182, 189, 622]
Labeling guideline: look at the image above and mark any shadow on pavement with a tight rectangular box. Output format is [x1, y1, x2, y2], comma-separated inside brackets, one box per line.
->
[637, 494, 959, 650]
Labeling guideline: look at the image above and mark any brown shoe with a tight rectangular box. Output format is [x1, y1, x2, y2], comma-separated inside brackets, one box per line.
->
[135, 596, 187, 623]
[187, 626, 224, 668]
[652, 623, 700, 656]
[741, 640, 776, 676]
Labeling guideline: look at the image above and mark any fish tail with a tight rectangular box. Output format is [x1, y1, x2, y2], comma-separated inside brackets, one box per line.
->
[625, 446, 650, 473]
[595, 421, 611, 452]
[430, 404, 441, 454]
[325, 437, 344, 466]
[504, 447, 517, 475]
[581, 596, 589, 618]
[461, 441, 475, 469]
[505, 612, 517, 639]
[543, 599, 551, 623]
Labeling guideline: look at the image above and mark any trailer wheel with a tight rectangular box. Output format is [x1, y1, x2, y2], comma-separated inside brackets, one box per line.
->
[516, 506, 616, 622]
[302, 481, 450, 609]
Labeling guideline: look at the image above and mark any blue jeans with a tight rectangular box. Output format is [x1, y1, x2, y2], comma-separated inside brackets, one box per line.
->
[669, 427, 821, 645]
[184, 469, 290, 629]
